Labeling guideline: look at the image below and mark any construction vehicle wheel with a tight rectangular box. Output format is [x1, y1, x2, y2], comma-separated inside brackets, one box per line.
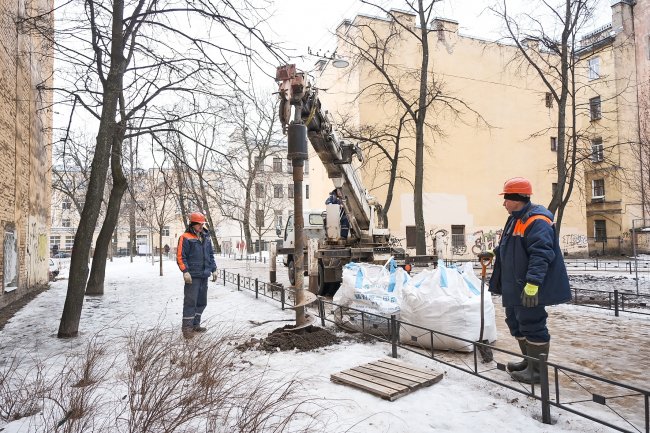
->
[288, 258, 296, 286]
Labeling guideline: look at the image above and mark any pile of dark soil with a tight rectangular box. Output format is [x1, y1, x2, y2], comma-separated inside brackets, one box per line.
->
[259, 325, 339, 352]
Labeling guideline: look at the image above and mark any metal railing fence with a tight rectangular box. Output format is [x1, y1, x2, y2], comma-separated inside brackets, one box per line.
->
[219, 269, 649, 433]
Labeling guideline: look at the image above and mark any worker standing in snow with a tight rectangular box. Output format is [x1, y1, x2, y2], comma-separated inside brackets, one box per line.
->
[176, 212, 218, 339]
[479, 177, 571, 384]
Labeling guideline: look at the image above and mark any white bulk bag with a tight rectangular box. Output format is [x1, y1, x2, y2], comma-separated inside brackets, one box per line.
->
[399, 261, 497, 352]
[333, 259, 409, 335]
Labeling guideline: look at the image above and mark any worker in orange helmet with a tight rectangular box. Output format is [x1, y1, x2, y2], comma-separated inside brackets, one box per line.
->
[479, 177, 570, 384]
[176, 211, 217, 339]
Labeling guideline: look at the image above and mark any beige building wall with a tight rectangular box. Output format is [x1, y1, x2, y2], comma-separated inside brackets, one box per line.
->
[0, 0, 53, 308]
[310, 10, 587, 258]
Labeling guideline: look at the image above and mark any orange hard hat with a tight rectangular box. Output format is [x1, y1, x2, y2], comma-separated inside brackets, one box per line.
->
[500, 177, 533, 195]
[189, 212, 207, 224]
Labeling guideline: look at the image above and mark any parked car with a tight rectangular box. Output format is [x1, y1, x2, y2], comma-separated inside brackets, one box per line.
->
[53, 252, 71, 258]
[49, 259, 59, 281]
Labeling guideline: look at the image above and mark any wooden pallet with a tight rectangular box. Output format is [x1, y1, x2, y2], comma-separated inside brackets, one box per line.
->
[330, 357, 443, 401]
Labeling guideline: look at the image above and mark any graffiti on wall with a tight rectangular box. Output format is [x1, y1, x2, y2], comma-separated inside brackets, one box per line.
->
[471, 229, 503, 255]
[561, 234, 588, 250]
[389, 237, 405, 248]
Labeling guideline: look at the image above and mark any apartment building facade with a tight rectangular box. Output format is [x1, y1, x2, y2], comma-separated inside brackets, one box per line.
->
[1, 0, 53, 308]
[306, 2, 650, 258]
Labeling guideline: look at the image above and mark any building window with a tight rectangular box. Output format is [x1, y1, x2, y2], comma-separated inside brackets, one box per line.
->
[65, 235, 75, 250]
[545, 92, 553, 108]
[62, 219, 71, 228]
[287, 158, 293, 173]
[451, 225, 465, 248]
[305, 184, 309, 200]
[273, 157, 282, 172]
[406, 225, 416, 248]
[592, 179, 605, 199]
[304, 158, 309, 174]
[255, 209, 264, 228]
[436, 21, 445, 41]
[273, 184, 283, 198]
[162, 226, 170, 236]
[62, 201, 71, 210]
[550, 137, 557, 151]
[288, 183, 294, 199]
[594, 220, 607, 242]
[552, 183, 558, 197]
[591, 138, 603, 162]
[255, 183, 264, 198]
[254, 156, 264, 172]
[588, 57, 600, 80]
[589, 96, 601, 120]
[50, 235, 61, 249]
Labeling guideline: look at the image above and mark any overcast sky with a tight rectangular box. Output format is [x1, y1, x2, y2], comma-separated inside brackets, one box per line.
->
[267, 0, 614, 72]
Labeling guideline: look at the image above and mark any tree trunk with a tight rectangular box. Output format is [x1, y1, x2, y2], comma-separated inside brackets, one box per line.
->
[58, 0, 127, 337]
[414, 0, 430, 255]
[86, 130, 128, 295]
[159, 231, 163, 276]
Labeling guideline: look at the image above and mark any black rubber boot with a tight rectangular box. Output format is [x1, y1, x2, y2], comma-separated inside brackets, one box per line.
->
[507, 338, 528, 372]
[182, 318, 195, 339]
[510, 341, 550, 384]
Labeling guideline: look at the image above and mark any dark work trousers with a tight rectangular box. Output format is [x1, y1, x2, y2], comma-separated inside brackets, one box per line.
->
[183, 277, 208, 327]
[504, 305, 550, 343]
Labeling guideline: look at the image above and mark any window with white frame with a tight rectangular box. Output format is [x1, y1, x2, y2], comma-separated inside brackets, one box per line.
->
[273, 184, 283, 198]
[50, 235, 60, 249]
[286, 158, 293, 173]
[288, 183, 294, 198]
[592, 179, 605, 199]
[275, 210, 283, 229]
[305, 185, 310, 199]
[273, 157, 282, 172]
[254, 156, 264, 172]
[304, 158, 309, 174]
[588, 57, 600, 80]
[162, 226, 170, 236]
[545, 92, 553, 108]
[62, 201, 71, 210]
[62, 219, 71, 228]
[591, 138, 604, 162]
[255, 183, 264, 198]
[594, 220, 607, 242]
[550, 137, 557, 151]
[65, 235, 75, 250]
[589, 96, 601, 120]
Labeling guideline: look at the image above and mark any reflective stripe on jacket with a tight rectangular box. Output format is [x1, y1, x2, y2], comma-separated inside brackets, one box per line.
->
[488, 202, 571, 307]
[176, 227, 217, 278]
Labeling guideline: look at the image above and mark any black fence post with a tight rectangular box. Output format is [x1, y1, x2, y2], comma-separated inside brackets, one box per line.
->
[319, 298, 326, 327]
[222, 269, 226, 286]
[281, 286, 285, 310]
[614, 290, 619, 317]
[255, 278, 259, 299]
[237, 274, 240, 291]
[390, 315, 398, 358]
[539, 354, 551, 424]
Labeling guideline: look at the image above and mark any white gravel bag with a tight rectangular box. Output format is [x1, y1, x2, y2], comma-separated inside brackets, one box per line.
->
[333, 259, 410, 335]
[399, 261, 497, 352]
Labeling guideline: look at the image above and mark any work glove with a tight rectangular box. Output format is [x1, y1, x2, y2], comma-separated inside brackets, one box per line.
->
[183, 272, 192, 284]
[477, 249, 494, 261]
[521, 283, 539, 307]
[211, 271, 218, 282]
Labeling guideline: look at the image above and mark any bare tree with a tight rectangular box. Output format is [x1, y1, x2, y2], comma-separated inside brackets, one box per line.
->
[493, 0, 605, 234]
[342, 1, 485, 254]
[137, 166, 177, 276]
[24, 0, 285, 337]
[337, 111, 415, 227]
[214, 92, 284, 254]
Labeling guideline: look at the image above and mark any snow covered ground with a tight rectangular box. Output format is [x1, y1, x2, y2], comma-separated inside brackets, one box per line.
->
[1, 256, 648, 432]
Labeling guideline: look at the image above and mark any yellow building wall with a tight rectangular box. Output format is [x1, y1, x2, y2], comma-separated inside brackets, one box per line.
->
[309, 11, 588, 258]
